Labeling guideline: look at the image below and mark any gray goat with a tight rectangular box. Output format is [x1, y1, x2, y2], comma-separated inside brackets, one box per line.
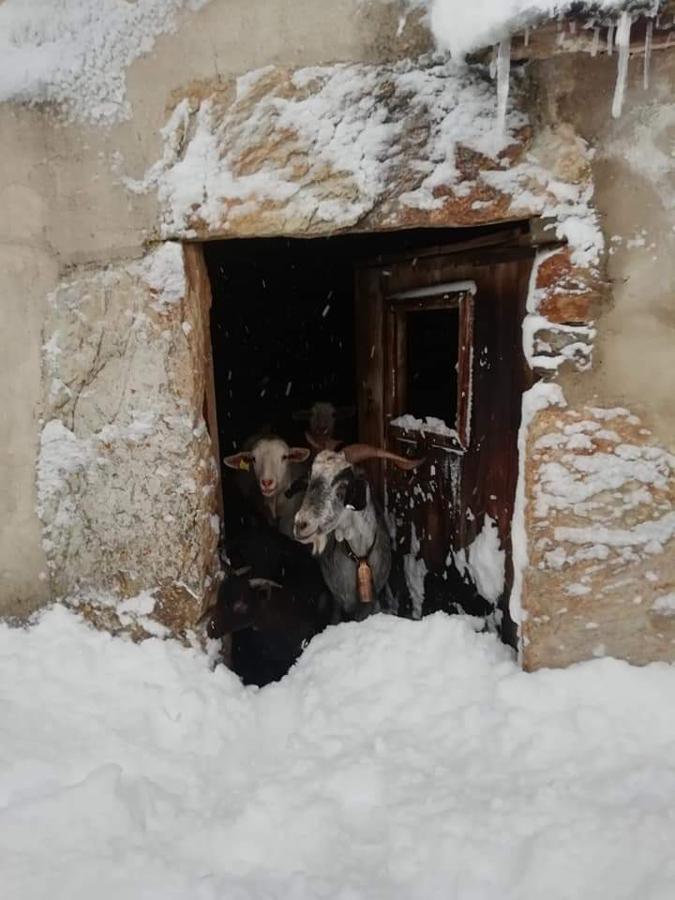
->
[293, 444, 423, 620]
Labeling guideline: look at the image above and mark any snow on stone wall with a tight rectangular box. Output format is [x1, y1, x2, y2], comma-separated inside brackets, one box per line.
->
[118, 55, 603, 264]
[520, 404, 675, 668]
[124, 57, 527, 238]
[37, 244, 219, 633]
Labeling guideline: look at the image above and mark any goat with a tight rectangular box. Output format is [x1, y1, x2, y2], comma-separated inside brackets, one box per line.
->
[224, 436, 310, 538]
[205, 552, 333, 686]
[293, 445, 424, 621]
[293, 401, 355, 453]
[225, 522, 321, 585]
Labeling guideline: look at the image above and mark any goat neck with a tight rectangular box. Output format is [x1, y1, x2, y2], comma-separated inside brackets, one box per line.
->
[335, 494, 377, 559]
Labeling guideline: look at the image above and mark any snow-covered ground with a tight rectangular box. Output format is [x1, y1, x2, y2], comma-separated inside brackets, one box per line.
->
[3, 606, 675, 899]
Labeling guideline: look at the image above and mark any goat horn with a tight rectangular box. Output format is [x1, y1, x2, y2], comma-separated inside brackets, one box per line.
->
[342, 443, 424, 471]
[248, 578, 283, 593]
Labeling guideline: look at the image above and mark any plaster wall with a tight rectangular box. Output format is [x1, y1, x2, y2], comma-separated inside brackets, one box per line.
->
[0, 0, 426, 615]
[521, 52, 675, 668]
[538, 50, 675, 442]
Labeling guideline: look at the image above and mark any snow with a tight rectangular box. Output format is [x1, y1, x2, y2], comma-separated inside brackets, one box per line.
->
[510, 381, 566, 627]
[523, 314, 596, 371]
[466, 515, 506, 602]
[495, 38, 511, 134]
[611, 11, 632, 118]
[5, 605, 675, 899]
[555, 512, 675, 550]
[36, 420, 94, 523]
[391, 414, 459, 439]
[403, 523, 427, 619]
[643, 18, 654, 89]
[127, 57, 528, 237]
[652, 592, 675, 615]
[131, 242, 186, 311]
[419, 0, 628, 59]
[535, 444, 672, 517]
[453, 515, 506, 605]
[0, 0, 211, 123]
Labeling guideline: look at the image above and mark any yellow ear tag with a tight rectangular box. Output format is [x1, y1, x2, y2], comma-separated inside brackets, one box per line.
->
[239, 459, 250, 471]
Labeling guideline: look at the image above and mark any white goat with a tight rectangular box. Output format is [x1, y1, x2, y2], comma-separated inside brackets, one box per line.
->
[224, 437, 310, 538]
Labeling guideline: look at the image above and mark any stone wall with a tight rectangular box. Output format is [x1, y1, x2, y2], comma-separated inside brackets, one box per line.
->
[37, 243, 219, 634]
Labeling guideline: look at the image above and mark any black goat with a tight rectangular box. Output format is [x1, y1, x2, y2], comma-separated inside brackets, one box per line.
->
[211, 524, 333, 686]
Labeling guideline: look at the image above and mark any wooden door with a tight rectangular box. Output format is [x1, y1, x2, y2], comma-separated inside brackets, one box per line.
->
[355, 241, 534, 625]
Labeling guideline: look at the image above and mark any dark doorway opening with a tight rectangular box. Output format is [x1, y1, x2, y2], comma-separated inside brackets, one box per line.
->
[202, 220, 534, 676]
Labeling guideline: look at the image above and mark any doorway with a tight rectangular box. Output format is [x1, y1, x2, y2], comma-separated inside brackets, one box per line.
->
[203, 222, 535, 639]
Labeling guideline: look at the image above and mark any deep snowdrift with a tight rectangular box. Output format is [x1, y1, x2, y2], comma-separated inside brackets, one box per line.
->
[2, 606, 675, 899]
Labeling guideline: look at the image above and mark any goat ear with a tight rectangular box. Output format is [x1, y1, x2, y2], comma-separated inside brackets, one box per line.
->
[285, 447, 311, 463]
[224, 451, 254, 471]
[344, 476, 368, 512]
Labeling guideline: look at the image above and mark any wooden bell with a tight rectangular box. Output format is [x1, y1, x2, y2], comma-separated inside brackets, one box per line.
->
[356, 559, 374, 604]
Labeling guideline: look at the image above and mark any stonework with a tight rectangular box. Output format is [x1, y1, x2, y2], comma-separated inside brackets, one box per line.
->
[37, 244, 220, 636]
[126, 58, 538, 240]
[521, 404, 675, 669]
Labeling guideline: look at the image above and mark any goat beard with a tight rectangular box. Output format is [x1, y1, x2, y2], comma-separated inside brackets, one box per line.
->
[307, 532, 328, 556]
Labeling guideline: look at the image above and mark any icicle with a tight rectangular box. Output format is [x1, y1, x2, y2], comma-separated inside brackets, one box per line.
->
[569, 20, 577, 35]
[612, 12, 632, 119]
[607, 22, 615, 55]
[496, 38, 511, 135]
[591, 26, 600, 56]
[524, 27, 530, 47]
[489, 45, 498, 79]
[644, 19, 654, 90]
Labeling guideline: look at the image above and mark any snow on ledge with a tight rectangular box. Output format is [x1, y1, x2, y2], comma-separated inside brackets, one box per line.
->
[391, 414, 459, 439]
[123, 57, 530, 237]
[412, 0, 631, 59]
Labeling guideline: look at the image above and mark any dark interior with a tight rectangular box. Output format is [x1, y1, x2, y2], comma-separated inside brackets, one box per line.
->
[203, 223, 524, 682]
[204, 227, 497, 539]
[406, 307, 459, 425]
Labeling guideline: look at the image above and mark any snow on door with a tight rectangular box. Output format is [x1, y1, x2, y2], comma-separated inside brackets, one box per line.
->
[355, 237, 534, 627]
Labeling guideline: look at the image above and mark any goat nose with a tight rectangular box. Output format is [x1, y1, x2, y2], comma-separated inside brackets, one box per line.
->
[261, 479, 274, 489]
[295, 518, 309, 535]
